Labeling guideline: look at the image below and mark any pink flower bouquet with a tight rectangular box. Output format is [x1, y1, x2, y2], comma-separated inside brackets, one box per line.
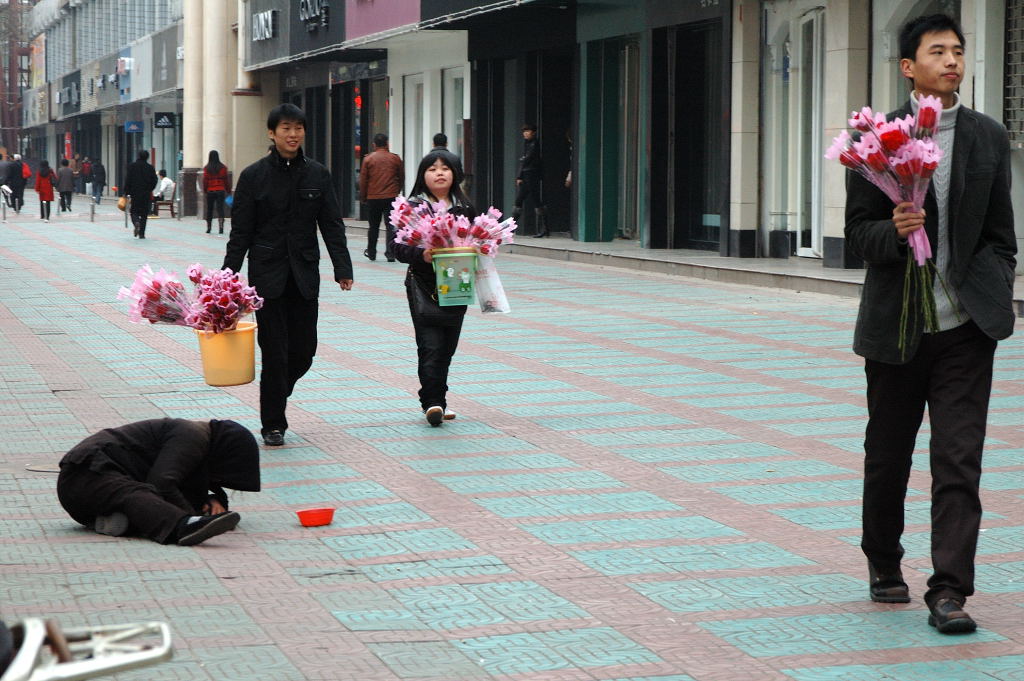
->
[119, 264, 263, 333]
[390, 197, 517, 256]
[185, 264, 264, 333]
[826, 95, 955, 357]
[117, 265, 194, 326]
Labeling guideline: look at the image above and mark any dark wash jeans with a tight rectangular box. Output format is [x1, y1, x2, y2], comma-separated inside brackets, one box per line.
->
[861, 320, 996, 606]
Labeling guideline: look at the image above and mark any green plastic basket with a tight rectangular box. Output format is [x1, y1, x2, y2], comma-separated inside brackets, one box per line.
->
[431, 247, 478, 306]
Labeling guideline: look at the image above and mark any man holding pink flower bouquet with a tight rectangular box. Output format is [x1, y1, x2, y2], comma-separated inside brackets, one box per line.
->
[844, 14, 1016, 634]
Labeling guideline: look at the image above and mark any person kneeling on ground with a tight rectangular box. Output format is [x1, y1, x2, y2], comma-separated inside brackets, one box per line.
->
[57, 418, 260, 546]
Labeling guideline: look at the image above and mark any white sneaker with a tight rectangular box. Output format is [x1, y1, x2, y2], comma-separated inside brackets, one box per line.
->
[424, 405, 444, 426]
[443, 408, 456, 420]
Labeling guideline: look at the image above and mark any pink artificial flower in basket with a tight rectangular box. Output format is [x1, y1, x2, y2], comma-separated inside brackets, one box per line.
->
[390, 197, 517, 255]
[826, 94, 955, 357]
[118, 264, 264, 333]
[185, 264, 264, 334]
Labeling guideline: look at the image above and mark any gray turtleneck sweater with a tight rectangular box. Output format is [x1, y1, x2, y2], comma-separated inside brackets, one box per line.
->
[909, 92, 965, 331]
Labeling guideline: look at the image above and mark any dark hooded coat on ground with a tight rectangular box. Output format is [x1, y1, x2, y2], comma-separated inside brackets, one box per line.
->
[57, 418, 260, 543]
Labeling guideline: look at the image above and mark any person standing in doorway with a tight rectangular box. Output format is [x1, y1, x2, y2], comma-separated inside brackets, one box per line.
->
[358, 133, 403, 262]
[202, 150, 230, 234]
[91, 157, 106, 204]
[845, 13, 1016, 634]
[513, 123, 547, 237]
[55, 159, 75, 212]
[223, 103, 354, 447]
[34, 160, 56, 222]
[123, 150, 158, 238]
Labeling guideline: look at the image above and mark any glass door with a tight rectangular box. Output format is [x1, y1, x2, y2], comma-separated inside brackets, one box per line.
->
[403, 72, 425, 181]
[442, 67, 465, 159]
[796, 8, 824, 257]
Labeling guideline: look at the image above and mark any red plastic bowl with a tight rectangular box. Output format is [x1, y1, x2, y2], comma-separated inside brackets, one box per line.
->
[296, 507, 335, 527]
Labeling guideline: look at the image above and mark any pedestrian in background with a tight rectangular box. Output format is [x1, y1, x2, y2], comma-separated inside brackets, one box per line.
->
[202, 150, 230, 234]
[4, 154, 28, 214]
[56, 159, 75, 212]
[69, 153, 82, 194]
[123, 150, 157, 238]
[34, 160, 56, 222]
[359, 133, 403, 262]
[56, 418, 259, 546]
[82, 156, 93, 196]
[430, 132, 448, 153]
[391, 150, 475, 426]
[91, 158, 106, 204]
[223, 103, 354, 447]
[845, 13, 1017, 635]
[151, 169, 175, 216]
[513, 123, 547, 237]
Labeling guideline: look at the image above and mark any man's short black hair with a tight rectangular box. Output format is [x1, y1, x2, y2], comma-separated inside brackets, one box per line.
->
[373, 133, 389, 148]
[521, 123, 537, 132]
[61, 158, 69, 166]
[898, 14, 965, 61]
[432, 132, 447, 147]
[158, 169, 167, 176]
[267, 103, 306, 130]
[137, 150, 149, 161]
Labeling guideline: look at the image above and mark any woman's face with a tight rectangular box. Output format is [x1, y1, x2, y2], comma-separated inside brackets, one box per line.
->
[424, 159, 453, 199]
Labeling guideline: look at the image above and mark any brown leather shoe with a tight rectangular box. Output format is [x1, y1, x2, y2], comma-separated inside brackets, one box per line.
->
[927, 598, 977, 634]
[868, 562, 910, 603]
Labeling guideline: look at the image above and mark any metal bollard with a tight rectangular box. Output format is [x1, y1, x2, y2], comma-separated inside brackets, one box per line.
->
[1, 198, 6, 223]
[90, 199, 95, 222]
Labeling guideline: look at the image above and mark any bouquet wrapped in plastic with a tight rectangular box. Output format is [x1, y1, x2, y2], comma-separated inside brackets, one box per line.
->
[825, 95, 955, 357]
[390, 197, 517, 256]
[117, 265, 194, 326]
[118, 264, 263, 333]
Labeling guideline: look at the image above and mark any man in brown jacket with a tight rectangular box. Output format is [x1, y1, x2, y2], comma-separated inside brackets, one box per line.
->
[358, 133, 403, 262]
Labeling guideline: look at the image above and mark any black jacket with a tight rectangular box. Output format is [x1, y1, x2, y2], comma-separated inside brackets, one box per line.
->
[845, 103, 1017, 364]
[59, 418, 261, 514]
[4, 160, 26, 191]
[517, 137, 542, 179]
[91, 162, 107, 187]
[123, 159, 157, 201]
[224, 147, 353, 300]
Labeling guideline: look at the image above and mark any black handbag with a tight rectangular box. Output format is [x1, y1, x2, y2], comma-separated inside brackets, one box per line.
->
[408, 275, 465, 327]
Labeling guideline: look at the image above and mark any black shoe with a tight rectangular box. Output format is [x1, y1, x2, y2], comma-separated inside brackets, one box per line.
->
[928, 598, 977, 634]
[176, 511, 240, 546]
[94, 512, 129, 537]
[262, 429, 285, 446]
[424, 406, 444, 427]
[533, 231, 549, 238]
[363, 249, 376, 262]
[386, 257, 395, 262]
[868, 562, 910, 603]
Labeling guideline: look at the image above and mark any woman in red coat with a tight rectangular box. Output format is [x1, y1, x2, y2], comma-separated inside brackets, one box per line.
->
[201, 150, 230, 234]
[34, 160, 56, 222]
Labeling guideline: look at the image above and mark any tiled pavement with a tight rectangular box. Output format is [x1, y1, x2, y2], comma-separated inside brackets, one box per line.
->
[1, 202, 1023, 681]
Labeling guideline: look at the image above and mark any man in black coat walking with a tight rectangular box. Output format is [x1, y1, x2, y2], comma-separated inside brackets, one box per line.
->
[223, 104, 354, 446]
[845, 14, 1016, 634]
[57, 418, 260, 546]
[3, 154, 27, 214]
[123, 150, 158, 237]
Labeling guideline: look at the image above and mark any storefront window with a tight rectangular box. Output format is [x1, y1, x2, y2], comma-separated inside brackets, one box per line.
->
[442, 67, 465, 158]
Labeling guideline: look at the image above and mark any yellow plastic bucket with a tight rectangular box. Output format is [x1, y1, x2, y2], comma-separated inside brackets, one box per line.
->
[195, 321, 257, 386]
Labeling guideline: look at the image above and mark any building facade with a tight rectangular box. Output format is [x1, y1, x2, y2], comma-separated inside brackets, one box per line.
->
[18, 0, 1023, 272]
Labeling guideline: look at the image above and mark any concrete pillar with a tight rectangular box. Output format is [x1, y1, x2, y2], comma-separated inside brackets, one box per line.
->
[232, 2, 270, 174]
[181, 0, 204, 215]
[201, 0, 231, 168]
[822, 0, 869, 268]
[961, 0, 1005, 119]
[729, 0, 759, 257]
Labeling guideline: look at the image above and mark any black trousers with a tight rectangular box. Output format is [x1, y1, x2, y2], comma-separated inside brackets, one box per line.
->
[39, 201, 51, 220]
[205, 191, 226, 222]
[59, 191, 72, 211]
[255, 275, 319, 433]
[130, 198, 150, 236]
[861, 320, 996, 606]
[365, 198, 395, 259]
[413, 317, 464, 410]
[57, 463, 186, 544]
